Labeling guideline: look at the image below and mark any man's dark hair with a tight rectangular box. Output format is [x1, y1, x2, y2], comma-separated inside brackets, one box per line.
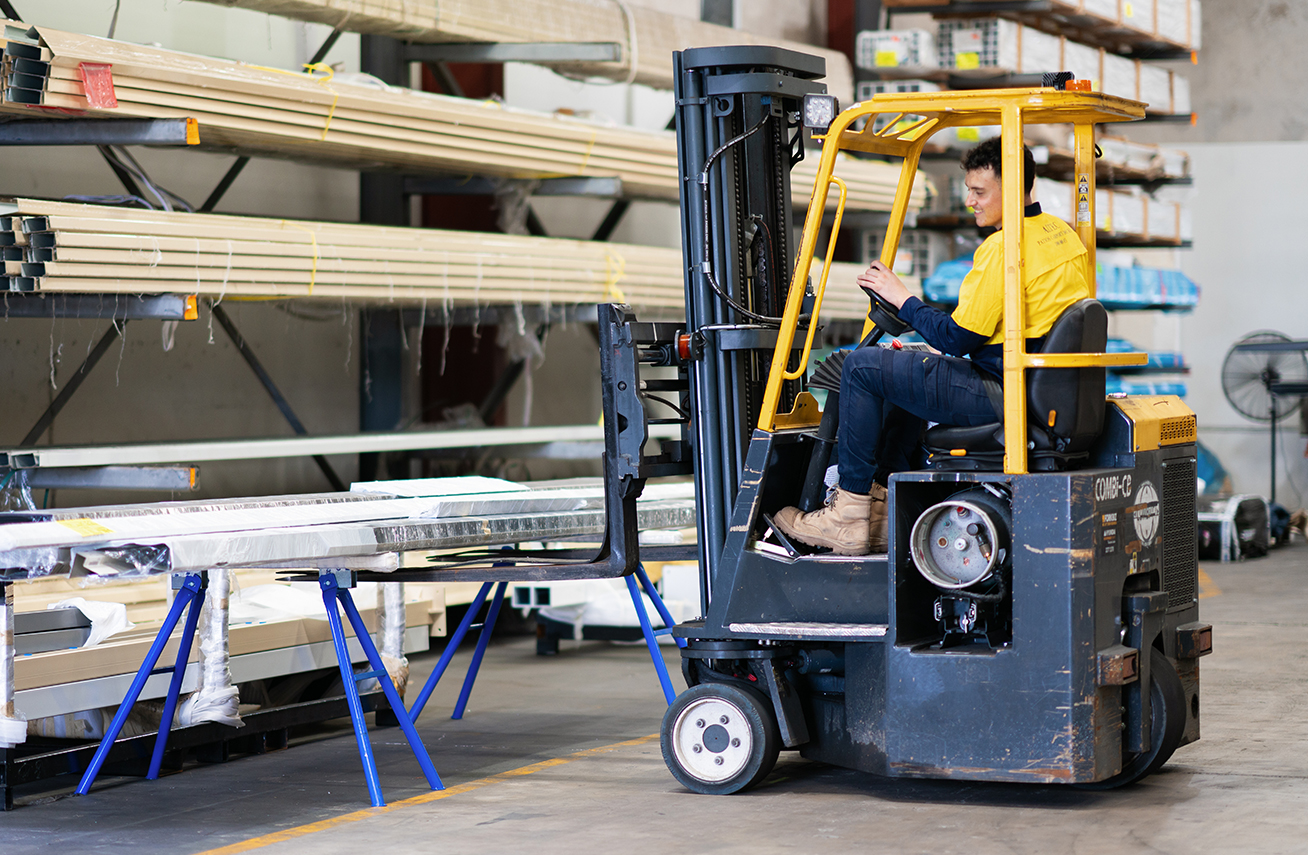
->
[961, 137, 1036, 195]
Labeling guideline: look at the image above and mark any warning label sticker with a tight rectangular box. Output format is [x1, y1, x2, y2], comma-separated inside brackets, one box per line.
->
[57, 518, 114, 537]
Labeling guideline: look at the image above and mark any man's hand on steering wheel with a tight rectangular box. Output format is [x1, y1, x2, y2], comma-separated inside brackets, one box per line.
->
[857, 260, 912, 311]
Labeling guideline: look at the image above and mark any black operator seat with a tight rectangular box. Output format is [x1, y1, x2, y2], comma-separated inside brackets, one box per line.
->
[924, 298, 1109, 472]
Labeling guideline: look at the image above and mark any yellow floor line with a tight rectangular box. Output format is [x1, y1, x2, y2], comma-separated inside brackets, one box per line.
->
[194, 733, 660, 855]
[1198, 567, 1222, 599]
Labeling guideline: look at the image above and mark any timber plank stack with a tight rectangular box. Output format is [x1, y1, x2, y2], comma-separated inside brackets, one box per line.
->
[0, 24, 914, 212]
[1, 199, 897, 321]
[177, 0, 857, 100]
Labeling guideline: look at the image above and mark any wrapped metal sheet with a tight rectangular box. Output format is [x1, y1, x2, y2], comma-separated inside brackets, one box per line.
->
[0, 584, 26, 747]
[377, 582, 408, 694]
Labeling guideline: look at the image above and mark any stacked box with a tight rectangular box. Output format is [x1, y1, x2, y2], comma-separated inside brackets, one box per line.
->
[1062, 39, 1102, 88]
[1172, 72, 1192, 114]
[1121, 0, 1157, 36]
[935, 19, 1060, 74]
[1092, 135, 1191, 177]
[1159, 147, 1189, 178]
[1034, 177, 1075, 223]
[1158, 0, 1202, 50]
[1139, 63, 1173, 113]
[863, 228, 953, 279]
[1098, 187, 1146, 236]
[1145, 197, 1180, 241]
[855, 29, 938, 73]
[1101, 51, 1138, 100]
[1072, 0, 1156, 33]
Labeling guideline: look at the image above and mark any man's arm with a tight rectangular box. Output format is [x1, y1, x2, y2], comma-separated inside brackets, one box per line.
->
[857, 260, 991, 357]
[898, 297, 989, 357]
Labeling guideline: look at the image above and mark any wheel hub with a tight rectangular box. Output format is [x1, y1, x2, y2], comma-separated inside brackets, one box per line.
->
[672, 697, 752, 782]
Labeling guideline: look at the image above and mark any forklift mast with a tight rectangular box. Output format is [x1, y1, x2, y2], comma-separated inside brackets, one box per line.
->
[672, 46, 826, 598]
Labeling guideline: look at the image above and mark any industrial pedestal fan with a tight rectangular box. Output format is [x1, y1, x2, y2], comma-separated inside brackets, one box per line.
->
[1221, 331, 1308, 505]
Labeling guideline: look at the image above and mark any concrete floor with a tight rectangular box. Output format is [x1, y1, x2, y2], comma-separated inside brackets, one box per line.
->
[3, 541, 1306, 854]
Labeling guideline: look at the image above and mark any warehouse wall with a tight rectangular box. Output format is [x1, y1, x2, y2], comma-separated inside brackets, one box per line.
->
[0, 0, 832, 506]
[1, 1, 366, 505]
[1129, 1, 1308, 506]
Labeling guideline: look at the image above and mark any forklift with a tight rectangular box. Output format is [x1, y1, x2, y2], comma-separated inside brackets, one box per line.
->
[593, 45, 1212, 793]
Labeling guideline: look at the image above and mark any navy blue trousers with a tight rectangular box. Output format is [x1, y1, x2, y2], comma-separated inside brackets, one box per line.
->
[836, 347, 997, 494]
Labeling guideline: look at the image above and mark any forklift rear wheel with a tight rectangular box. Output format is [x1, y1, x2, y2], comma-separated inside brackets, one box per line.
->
[1080, 647, 1187, 789]
[660, 683, 780, 795]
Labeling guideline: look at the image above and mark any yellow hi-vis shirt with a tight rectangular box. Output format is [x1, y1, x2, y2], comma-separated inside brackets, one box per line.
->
[951, 212, 1091, 343]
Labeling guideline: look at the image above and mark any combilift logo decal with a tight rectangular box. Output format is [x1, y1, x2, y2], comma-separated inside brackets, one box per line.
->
[1130, 481, 1161, 547]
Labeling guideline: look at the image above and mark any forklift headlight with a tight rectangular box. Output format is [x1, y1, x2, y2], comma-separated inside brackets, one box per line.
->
[802, 94, 839, 133]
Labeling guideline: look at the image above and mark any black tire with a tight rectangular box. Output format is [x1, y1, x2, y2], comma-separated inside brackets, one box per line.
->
[1080, 647, 1187, 789]
[660, 682, 781, 795]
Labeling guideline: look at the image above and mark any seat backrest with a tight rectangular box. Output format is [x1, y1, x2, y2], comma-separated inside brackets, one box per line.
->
[1028, 298, 1108, 451]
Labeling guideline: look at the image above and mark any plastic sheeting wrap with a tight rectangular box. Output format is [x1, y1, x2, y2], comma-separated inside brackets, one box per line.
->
[1062, 39, 1101, 87]
[1145, 197, 1182, 242]
[1034, 177, 1074, 224]
[47, 597, 135, 646]
[0, 585, 27, 747]
[1100, 51, 1138, 102]
[178, 570, 242, 728]
[377, 583, 409, 695]
[1158, 0, 1202, 50]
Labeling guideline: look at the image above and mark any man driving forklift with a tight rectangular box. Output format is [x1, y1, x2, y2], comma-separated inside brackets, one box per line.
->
[774, 137, 1093, 555]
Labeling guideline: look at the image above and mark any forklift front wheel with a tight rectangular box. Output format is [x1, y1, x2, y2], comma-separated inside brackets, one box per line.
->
[1078, 647, 1187, 789]
[660, 683, 780, 795]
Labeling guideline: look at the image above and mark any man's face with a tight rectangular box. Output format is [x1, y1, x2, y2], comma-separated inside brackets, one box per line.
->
[964, 166, 1003, 229]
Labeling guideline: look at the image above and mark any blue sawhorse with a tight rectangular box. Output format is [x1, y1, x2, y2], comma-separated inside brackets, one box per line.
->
[76, 572, 209, 794]
[317, 570, 443, 806]
[408, 564, 685, 723]
[77, 569, 443, 808]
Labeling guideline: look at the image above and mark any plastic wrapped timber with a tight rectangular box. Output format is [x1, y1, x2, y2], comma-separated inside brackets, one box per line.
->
[1099, 50, 1138, 101]
[138, 0, 857, 101]
[1035, 178, 1186, 245]
[1158, 0, 1203, 51]
[935, 19, 1062, 75]
[931, 18, 1191, 116]
[1095, 135, 1190, 179]
[0, 584, 25, 747]
[884, 0, 1201, 51]
[1097, 187, 1145, 237]
[855, 29, 938, 74]
[1144, 196, 1182, 242]
[1061, 38, 1102, 86]
[0, 198, 905, 321]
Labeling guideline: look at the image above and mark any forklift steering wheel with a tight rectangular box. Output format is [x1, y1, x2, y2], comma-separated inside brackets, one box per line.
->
[862, 287, 911, 339]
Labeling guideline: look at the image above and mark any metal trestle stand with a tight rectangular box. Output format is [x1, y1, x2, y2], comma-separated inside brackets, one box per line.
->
[408, 564, 685, 723]
[77, 569, 443, 808]
[318, 570, 443, 807]
[76, 571, 209, 794]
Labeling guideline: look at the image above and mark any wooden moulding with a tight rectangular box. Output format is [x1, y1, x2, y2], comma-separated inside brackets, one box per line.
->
[1, 26, 913, 211]
[4, 199, 902, 319]
[14, 593, 434, 691]
[170, 0, 857, 101]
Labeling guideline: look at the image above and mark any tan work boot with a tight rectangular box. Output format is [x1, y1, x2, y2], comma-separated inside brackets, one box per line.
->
[868, 483, 889, 552]
[772, 487, 873, 555]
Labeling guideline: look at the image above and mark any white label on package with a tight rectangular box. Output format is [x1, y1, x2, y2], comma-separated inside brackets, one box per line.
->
[951, 29, 984, 55]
